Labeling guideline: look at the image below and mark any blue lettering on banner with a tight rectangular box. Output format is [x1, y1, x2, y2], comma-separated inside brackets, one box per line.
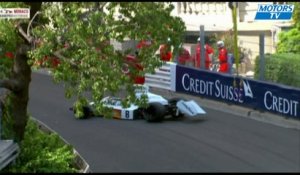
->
[255, 4, 294, 20]
[175, 65, 300, 119]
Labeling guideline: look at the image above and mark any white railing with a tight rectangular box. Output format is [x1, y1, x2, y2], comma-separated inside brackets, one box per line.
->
[176, 2, 227, 15]
[172, 2, 233, 31]
[145, 62, 176, 91]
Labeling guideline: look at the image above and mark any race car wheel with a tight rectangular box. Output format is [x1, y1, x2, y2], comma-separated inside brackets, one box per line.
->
[142, 102, 166, 122]
[83, 106, 93, 118]
[168, 97, 185, 119]
[72, 106, 93, 119]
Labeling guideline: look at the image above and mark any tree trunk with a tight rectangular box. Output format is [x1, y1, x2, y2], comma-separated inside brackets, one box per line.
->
[10, 44, 32, 142]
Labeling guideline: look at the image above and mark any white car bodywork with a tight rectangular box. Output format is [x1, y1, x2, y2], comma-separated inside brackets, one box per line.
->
[134, 85, 206, 117]
[98, 97, 139, 120]
[135, 85, 169, 105]
[80, 85, 206, 121]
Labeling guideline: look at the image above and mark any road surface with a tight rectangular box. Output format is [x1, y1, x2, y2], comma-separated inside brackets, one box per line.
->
[28, 72, 300, 172]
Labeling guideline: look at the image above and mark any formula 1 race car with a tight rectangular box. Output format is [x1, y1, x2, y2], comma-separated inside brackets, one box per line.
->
[71, 85, 206, 122]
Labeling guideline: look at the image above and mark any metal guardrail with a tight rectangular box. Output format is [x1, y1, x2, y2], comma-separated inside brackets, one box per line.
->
[0, 100, 20, 171]
[31, 118, 91, 173]
[0, 140, 20, 171]
[0, 102, 2, 141]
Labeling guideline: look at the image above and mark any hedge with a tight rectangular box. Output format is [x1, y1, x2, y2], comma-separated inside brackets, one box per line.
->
[254, 53, 300, 88]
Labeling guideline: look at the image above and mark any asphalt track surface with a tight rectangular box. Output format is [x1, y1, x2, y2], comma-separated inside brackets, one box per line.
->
[28, 72, 300, 172]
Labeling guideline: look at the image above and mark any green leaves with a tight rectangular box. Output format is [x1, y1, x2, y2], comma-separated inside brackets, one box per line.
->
[276, 2, 300, 54]
[3, 119, 78, 173]
[28, 2, 185, 118]
[0, 2, 185, 119]
[73, 97, 88, 119]
[0, 12, 19, 79]
[277, 27, 300, 54]
[292, 2, 300, 27]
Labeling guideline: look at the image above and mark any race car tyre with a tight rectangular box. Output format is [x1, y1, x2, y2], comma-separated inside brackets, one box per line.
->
[83, 106, 93, 118]
[142, 102, 166, 122]
[168, 97, 185, 119]
[71, 106, 93, 119]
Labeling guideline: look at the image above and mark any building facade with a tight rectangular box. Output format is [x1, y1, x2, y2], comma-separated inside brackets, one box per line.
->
[171, 2, 294, 72]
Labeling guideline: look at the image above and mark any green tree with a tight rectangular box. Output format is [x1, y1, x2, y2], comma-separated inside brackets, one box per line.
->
[276, 2, 300, 54]
[0, 2, 185, 142]
[292, 2, 300, 28]
[0, 2, 38, 142]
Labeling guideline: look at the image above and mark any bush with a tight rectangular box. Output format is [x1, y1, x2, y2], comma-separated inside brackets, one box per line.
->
[254, 53, 300, 88]
[2, 119, 79, 173]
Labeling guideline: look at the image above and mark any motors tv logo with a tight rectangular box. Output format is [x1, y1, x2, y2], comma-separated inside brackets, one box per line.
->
[255, 4, 294, 20]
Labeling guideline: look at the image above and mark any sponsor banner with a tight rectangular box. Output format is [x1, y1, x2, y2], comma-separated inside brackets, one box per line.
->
[175, 65, 300, 119]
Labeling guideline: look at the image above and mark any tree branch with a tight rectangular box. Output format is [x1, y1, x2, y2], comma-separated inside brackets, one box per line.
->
[53, 48, 68, 60]
[16, 21, 33, 44]
[27, 11, 41, 38]
[0, 88, 9, 106]
[100, 2, 108, 10]
[0, 79, 20, 92]
[52, 49, 79, 69]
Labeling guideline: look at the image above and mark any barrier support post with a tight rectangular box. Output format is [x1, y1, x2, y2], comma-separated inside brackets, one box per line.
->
[200, 25, 205, 70]
[0, 103, 2, 140]
[259, 33, 265, 81]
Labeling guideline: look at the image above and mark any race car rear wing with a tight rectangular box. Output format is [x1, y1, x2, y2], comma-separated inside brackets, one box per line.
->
[176, 100, 206, 117]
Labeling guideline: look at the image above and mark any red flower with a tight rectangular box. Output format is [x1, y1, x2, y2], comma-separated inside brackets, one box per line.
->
[159, 44, 172, 61]
[134, 76, 145, 85]
[51, 57, 61, 68]
[136, 40, 152, 49]
[5, 52, 14, 59]
[123, 55, 145, 84]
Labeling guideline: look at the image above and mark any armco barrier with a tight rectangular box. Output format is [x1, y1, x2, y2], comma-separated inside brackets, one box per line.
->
[0, 101, 20, 171]
[0, 140, 20, 171]
[32, 118, 91, 173]
[145, 63, 300, 120]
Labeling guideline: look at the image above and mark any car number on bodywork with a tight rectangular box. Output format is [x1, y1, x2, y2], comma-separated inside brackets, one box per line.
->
[112, 109, 134, 120]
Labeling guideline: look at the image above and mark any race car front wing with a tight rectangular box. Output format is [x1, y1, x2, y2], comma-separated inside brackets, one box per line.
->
[176, 100, 206, 117]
